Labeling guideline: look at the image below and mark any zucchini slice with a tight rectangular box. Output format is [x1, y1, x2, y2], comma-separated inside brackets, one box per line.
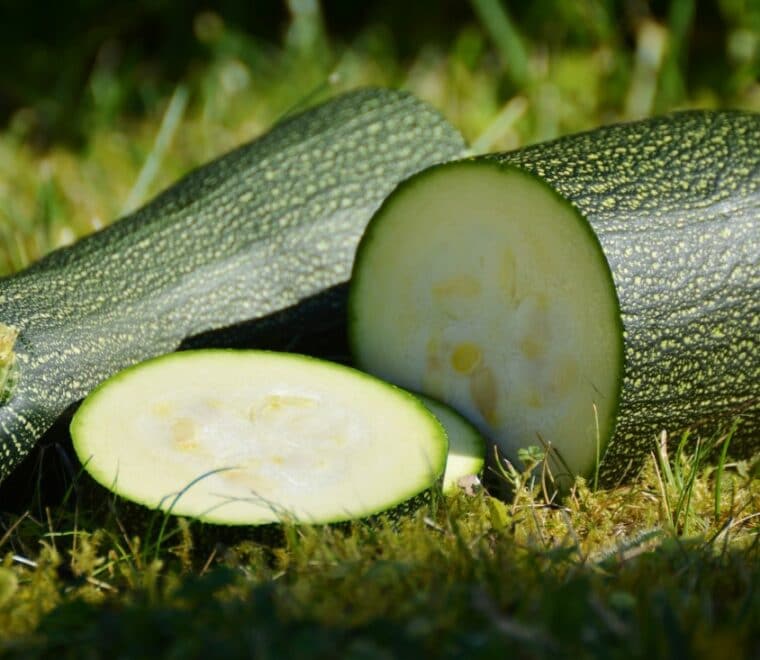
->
[350, 111, 759, 484]
[350, 163, 619, 482]
[415, 393, 485, 493]
[71, 350, 447, 525]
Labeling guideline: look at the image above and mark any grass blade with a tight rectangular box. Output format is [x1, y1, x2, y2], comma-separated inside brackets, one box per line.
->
[714, 420, 739, 519]
[657, 0, 696, 110]
[470, 0, 530, 87]
[121, 85, 189, 215]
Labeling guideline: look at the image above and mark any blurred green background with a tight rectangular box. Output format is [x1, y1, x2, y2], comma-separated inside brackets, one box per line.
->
[0, 0, 757, 273]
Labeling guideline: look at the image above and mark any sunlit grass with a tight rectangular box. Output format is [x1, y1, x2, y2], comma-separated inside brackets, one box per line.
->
[0, 439, 758, 655]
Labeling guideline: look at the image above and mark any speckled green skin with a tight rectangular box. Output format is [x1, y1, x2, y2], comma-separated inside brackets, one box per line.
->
[0, 88, 465, 483]
[492, 110, 759, 483]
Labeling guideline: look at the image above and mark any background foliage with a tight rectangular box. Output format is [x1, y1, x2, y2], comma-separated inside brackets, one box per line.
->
[0, 0, 757, 274]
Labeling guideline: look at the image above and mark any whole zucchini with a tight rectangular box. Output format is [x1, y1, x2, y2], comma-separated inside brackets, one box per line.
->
[0, 88, 465, 483]
[349, 110, 759, 485]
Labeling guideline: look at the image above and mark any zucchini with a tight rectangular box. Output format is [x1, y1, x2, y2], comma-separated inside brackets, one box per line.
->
[71, 350, 447, 525]
[415, 393, 485, 493]
[0, 88, 465, 483]
[349, 110, 759, 484]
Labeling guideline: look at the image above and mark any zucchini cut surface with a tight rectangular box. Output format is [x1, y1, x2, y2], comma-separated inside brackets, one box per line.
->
[71, 350, 447, 525]
[350, 162, 622, 479]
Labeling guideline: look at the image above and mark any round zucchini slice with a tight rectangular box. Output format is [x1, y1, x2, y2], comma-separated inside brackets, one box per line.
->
[349, 162, 622, 481]
[415, 393, 485, 493]
[71, 350, 447, 525]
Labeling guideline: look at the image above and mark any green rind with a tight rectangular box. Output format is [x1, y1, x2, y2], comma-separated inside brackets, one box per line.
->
[0, 88, 465, 483]
[71, 349, 448, 526]
[492, 110, 760, 482]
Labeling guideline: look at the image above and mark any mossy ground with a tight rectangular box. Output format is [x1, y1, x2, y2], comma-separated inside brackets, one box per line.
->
[0, 2, 758, 656]
[1, 438, 759, 658]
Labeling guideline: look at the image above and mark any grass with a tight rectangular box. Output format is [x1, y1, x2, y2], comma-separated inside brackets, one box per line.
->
[1, 440, 758, 657]
[0, 1, 759, 656]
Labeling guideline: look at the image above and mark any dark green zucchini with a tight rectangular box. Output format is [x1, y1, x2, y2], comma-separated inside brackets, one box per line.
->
[0, 88, 465, 483]
[349, 110, 759, 485]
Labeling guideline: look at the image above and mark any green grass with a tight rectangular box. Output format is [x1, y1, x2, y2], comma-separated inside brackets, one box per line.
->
[0, 2, 759, 656]
[1, 441, 758, 657]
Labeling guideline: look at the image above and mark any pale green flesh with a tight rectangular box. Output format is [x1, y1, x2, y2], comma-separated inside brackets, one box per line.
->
[350, 163, 622, 479]
[71, 350, 446, 525]
[415, 393, 485, 493]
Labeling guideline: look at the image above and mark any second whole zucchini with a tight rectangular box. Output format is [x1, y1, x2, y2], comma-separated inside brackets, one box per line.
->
[349, 110, 759, 485]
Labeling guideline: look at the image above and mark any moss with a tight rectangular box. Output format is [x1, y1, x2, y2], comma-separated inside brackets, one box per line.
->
[0, 437, 758, 656]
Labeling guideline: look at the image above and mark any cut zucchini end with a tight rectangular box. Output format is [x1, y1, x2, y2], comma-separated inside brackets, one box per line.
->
[71, 350, 447, 526]
[350, 160, 624, 480]
[415, 393, 486, 493]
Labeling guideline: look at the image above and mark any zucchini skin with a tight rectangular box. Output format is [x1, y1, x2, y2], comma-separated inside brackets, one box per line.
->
[491, 110, 759, 483]
[0, 88, 465, 483]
